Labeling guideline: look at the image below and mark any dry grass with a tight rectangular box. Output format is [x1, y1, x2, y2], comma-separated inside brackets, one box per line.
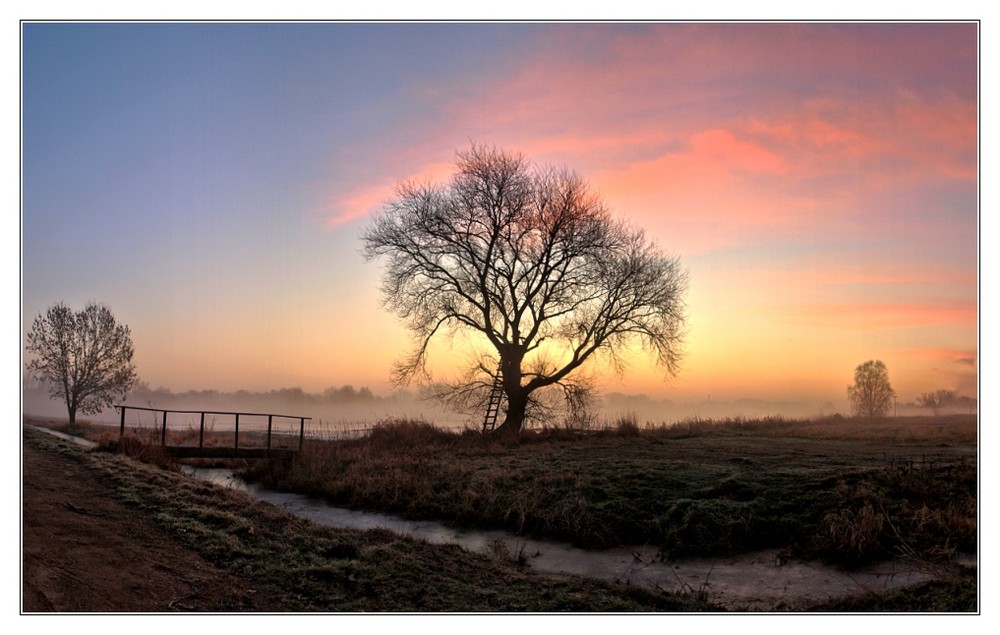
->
[26, 426, 716, 611]
[24, 414, 977, 611]
[653, 414, 976, 442]
[30, 412, 976, 568]
[242, 414, 976, 567]
[97, 430, 180, 470]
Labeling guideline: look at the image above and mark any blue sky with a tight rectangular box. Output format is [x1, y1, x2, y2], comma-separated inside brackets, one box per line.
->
[17, 19, 982, 418]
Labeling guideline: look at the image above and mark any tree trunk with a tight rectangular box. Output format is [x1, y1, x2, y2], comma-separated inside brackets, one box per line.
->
[493, 343, 528, 435]
[495, 388, 529, 435]
[67, 391, 79, 425]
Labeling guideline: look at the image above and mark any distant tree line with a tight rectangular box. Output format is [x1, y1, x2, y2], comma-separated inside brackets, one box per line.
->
[24, 378, 396, 413]
[912, 389, 977, 416]
[123, 382, 385, 408]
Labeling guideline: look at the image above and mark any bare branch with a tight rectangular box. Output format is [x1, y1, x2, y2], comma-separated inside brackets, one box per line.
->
[25, 302, 138, 423]
[362, 144, 688, 433]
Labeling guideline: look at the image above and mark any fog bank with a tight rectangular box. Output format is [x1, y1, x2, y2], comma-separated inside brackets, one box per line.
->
[22, 382, 976, 433]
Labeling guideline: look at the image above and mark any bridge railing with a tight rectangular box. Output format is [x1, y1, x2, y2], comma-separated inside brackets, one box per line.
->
[114, 405, 311, 453]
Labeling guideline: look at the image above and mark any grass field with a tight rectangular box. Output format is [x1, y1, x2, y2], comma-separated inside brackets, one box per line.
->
[242, 415, 977, 568]
[27, 413, 978, 611]
[23, 425, 718, 611]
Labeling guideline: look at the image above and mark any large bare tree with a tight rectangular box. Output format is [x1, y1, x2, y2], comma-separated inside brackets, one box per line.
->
[847, 359, 896, 419]
[25, 301, 138, 424]
[363, 144, 687, 434]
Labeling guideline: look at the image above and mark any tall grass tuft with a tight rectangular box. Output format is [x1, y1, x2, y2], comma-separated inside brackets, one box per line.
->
[613, 412, 641, 437]
[366, 417, 457, 449]
[813, 459, 976, 566]
[96, 430, 179, 471]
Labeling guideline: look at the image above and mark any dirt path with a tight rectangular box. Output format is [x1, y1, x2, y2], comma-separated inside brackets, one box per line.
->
[22, 434, 286, 612]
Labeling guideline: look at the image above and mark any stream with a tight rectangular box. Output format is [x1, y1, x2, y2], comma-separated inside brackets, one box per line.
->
[181, 465, 943, 610]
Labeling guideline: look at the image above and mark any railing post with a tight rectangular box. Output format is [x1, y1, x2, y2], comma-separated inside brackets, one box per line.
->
[234, 413, 240, 450]
[161, 411, 167, 446]
[299, 417, 305, 452]
[199, 412, 205, 449]
[267, 415, 273, 449]
[119, 406, 125, 439]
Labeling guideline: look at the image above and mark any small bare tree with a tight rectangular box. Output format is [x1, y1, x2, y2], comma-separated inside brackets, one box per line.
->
[363, 144, 687, 434]
[847, 360, 896, 419]
[25, 302, 138, 424]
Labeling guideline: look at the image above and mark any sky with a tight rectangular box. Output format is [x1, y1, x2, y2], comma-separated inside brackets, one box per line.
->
[18, 20, 980, 418]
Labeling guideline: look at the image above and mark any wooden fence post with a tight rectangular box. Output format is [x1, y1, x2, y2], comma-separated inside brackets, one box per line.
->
[199, 412, 205, 449]
[161, 411, 167, 446]
[234, 413, 240, 450]
[119, 406, 125, 439]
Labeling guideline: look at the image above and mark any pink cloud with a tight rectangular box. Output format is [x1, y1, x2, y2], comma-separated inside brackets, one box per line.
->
[787, 301, 977, 331]
[321, 159, 459, 228]
[322, 23, 976, 256]
[688, 129, 789, 175]
[587, 127, 816, 252]
[744, 113, 888, 163]
[750, 262, 977, 290]
[745, 92, 976, 190]
[894, 347, 977, 366]
[322, 181, 396, 228]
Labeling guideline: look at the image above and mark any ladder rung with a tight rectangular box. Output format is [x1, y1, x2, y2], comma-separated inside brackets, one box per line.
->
[482, 364, 505, 432]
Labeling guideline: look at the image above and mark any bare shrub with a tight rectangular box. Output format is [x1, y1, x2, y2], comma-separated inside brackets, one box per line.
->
[366, 417, 456, 449]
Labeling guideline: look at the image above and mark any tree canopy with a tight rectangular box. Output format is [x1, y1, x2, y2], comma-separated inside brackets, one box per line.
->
[363, 144, 687, 433]
[25, 302, 138, 424]
[847, 359, 896, 419]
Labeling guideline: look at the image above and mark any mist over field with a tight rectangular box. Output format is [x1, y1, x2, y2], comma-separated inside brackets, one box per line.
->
[23, 380, 974, 433]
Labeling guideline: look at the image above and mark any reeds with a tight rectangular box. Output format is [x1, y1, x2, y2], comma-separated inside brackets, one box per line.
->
[815, 459, 977, 566]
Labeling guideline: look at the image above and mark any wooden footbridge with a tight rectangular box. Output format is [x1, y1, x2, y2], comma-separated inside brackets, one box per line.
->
[115, 405, 310, 459]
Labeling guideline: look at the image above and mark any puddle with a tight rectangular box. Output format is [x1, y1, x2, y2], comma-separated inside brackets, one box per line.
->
[183, 466, 955, 610]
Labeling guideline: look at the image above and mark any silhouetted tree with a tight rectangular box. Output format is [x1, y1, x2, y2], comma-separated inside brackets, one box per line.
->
[25, 302, 138, 424]
[917, 389, 958, 416]
[323, 385, 377, 402]
[847, 360, 896, 419]
[363, 144, 687, 434]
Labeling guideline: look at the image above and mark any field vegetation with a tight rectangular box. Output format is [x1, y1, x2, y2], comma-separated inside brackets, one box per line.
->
[26, 413, 978, 611]
[241, 415, 976, 569]
[23, 425, 715, 611]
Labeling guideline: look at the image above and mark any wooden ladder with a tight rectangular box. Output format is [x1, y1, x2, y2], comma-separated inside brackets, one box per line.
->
[482, 367, 505, 432]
